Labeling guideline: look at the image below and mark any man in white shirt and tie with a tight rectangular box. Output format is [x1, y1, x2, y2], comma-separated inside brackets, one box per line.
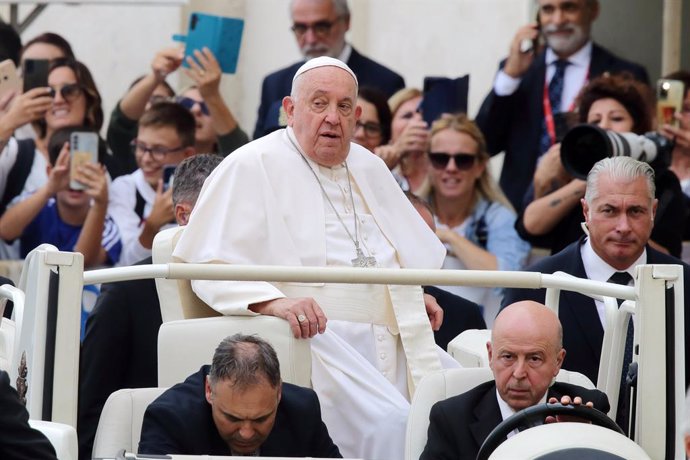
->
[476, 0, 649, 211]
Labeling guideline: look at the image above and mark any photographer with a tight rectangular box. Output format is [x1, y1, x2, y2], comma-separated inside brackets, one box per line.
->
[517, 73, 685, 257]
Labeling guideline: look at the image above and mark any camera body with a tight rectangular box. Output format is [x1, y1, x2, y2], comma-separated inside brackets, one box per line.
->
[561, 125, 673, 180]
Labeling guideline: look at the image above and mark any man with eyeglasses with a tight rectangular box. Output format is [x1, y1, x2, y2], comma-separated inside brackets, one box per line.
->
[107, 101, 196, 266]
[253, 0, 405, 139]
[475, 0, 648, 212]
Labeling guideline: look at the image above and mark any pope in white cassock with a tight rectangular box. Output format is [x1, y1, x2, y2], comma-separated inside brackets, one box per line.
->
[173, 56, 459, 460]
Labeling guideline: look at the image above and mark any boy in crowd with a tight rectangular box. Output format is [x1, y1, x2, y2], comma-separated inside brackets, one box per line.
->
[0, 126, 121, 267]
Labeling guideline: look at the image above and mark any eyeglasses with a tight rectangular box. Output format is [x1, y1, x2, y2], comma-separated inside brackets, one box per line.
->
[48, 83, 83, 102]
[355, 121, 383, 138]
[175, 96, 210, 116]
[131, 140, 186, 161]
[291, 18, 341, 38]
[428, 152, 477, 170]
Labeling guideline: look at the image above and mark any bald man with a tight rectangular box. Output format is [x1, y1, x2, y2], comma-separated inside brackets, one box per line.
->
[420, 301, 610, 460]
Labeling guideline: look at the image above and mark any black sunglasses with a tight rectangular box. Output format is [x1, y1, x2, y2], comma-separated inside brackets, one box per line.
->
[428, 152, 477, 170]
[48, 83, 83, 102]
[176, 96, 210, 116]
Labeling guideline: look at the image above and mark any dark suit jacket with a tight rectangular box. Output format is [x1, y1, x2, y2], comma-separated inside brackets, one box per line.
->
[424, 285, 487, 350]
[138, 366, 342, 457]
[502, 237, 690, 388]
[0, 371, 57, 460]
[78, 257, 162, 460]
[475, 43, 649, 211]
[420, 380, 609, 460]
[253, 47, 405, 139]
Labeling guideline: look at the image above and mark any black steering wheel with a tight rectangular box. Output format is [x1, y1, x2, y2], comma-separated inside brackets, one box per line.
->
[476, 403, 623, 460]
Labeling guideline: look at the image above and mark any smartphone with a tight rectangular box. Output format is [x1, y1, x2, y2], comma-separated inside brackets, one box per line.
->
[657, 79, 685, 128]
[520, 12, 543, 54]
[172, 12, 245, 74]
[162, 164, 176, 192]
[0, 59, 21, 101]
[70, 132, 99, 190]
[22, 59, 50, 92]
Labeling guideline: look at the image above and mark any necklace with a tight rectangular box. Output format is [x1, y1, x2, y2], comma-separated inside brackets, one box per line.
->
[290, 137, 377, 268]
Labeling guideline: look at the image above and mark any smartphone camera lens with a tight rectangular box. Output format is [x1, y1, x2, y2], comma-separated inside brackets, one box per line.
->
[190, 14, 198, 30]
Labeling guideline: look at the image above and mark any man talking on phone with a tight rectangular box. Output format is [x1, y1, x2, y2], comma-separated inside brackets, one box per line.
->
[475, 0, 648, 212]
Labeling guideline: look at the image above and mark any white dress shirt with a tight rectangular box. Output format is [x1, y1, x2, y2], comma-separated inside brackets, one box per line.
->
[580, 237, 645, 327]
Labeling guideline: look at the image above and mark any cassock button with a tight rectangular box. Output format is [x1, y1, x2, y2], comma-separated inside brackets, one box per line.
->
[379, 353, 386, 360]
[377, 334, 384, 342]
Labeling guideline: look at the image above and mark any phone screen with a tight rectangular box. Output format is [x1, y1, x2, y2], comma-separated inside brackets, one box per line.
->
[163, 165, 176, 192]
[657, 79, 685, 128]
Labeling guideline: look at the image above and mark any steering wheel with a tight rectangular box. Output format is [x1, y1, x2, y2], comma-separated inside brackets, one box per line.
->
[476, 403, 623, 460]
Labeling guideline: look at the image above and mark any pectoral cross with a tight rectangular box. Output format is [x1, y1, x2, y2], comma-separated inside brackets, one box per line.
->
[351, 245, 377, 268]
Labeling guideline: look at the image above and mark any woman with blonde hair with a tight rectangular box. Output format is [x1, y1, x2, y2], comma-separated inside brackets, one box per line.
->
[426, 113, 530, 325]
[374, 88, 431, 194]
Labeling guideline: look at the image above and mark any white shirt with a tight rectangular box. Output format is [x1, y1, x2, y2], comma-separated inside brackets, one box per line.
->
[580, 237, 645, 327]
[493, 41, 593, 112]
[496, 388, 548, 438]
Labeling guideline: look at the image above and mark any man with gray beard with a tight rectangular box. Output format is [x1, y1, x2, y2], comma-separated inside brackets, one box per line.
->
[475, 0, 648, 212]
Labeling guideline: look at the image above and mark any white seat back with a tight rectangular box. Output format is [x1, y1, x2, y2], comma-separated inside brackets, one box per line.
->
[91, 387, 167, 458]
[29, 419, 78, 460]
[447, 329, 491, 367]
[152, 226, 221, 322]
[404, 368, 595, 460]
[158, 316, 312, 388]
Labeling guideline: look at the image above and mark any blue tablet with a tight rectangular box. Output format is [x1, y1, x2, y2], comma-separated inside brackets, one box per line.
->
[173, 12, 244, 74]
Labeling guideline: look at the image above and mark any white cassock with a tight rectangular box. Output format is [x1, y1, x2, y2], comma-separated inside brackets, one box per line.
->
[174, 127, 459, 460]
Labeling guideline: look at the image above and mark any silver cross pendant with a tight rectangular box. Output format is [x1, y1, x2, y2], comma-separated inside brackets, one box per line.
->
[351, 247, 377, 268]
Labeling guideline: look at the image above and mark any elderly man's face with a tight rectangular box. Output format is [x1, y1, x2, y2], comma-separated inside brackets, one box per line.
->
[582, 174, 656, 271]
[488, 303, 565, 411]
[537, 0, 599, 57]
[291, 0, 349, 59]
[284, 66, 360, 166]
[205, 376, 281, 455]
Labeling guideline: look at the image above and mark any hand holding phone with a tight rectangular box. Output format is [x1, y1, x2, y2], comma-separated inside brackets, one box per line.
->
[70, 132, 99, 190]
[0, 59, 21, 103]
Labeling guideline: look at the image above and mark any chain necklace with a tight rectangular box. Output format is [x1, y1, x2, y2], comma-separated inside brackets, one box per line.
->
[290, 137, 377, 267]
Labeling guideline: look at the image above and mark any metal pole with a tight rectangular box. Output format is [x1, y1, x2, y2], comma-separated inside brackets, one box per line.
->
[661, 0, 682, 75]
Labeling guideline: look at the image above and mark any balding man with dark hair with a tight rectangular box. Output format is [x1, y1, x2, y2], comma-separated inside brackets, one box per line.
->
[421, 301, 609, 460]
[138, 334, 341, 457]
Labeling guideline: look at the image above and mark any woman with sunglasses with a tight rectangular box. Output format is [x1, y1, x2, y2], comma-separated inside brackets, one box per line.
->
[0, 58, 117, 208]
[352, 86, 391, 153]
[518, 73, 685, 257]
[425, 113, 530, 325]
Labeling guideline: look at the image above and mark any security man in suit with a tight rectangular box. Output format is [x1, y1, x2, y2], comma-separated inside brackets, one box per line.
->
[420, 300, 609, 460]
[475, 0, 649, 211]
[253, 0, 405, 138]
[138, 334, 342, 457]
[503, 156, 690, 390]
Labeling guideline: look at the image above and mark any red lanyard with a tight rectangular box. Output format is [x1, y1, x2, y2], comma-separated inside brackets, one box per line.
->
[542, 64, 589, 145]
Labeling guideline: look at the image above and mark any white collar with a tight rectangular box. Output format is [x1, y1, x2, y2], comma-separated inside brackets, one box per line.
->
[496, 388, 548, 425]
[581, 237, 646, 283]
[545, 40, 592, 68]
[338, 42, 353, 64]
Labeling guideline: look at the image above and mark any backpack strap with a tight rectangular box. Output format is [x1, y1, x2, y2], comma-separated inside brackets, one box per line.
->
[0, 139, 36, 215]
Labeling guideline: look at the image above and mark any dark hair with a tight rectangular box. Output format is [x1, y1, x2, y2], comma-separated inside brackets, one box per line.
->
[37, 58, 103, 140]
[208, 334, 281, 390]
[0, 21, 22, 65]
[663, 70, 690, 99]
[358, 86, 392, 145]
[47, 125, 107, 166]
[577, 73, 653, 135]
[138, 101, 196, 148]
[172, 153, 222, 206]
[20, 32, 75, 61]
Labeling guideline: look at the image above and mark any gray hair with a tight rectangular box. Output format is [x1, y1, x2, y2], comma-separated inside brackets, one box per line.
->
[208, 334, 281, 390]
[171, 153, 223, 207]
[290, 0, 350, 20]
[584, 156, 655, 206]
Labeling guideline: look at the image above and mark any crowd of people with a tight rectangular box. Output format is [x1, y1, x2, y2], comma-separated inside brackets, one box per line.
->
[2, 0, 690, 459]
